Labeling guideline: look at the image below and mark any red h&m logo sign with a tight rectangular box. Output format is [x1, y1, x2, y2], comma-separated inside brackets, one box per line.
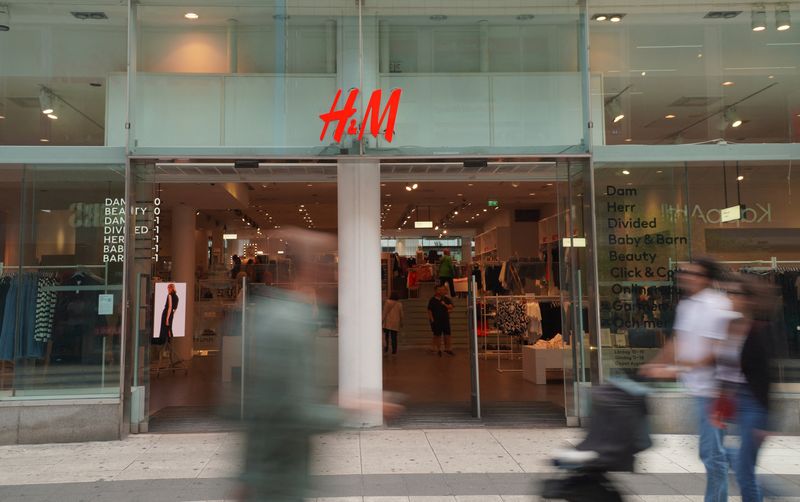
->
[320, 88, 402, 143]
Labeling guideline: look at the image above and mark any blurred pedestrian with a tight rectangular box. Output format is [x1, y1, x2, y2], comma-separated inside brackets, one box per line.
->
[382, 292, 404, 355]
[715, 276, 776, 502]
[642, 258, 738, 502]
[236, 230, 342, 502]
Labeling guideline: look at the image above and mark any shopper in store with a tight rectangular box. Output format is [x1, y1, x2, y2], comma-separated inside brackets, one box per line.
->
[382, 292, 404, 355]
[439, 248, 456, 297]
[245, 258, 256, 282]
[230, 254, 242, 279]
[641, 258, 738, 502]
[428, 285, 455, 356]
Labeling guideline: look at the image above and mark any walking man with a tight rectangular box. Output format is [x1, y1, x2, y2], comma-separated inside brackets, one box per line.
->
[439, 249, 456, 297]
[428, 285, 455, 356]
[642, 258, 737, 502]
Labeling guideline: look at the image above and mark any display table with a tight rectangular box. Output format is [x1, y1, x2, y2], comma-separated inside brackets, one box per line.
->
[522, 346, 568, 384]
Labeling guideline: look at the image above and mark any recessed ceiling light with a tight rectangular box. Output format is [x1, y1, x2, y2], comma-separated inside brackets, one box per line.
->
[768, 75, 775, 79]
[697, 53, 703, 58]
[380, 183, 386, 187]
[511, 183, 519, 188]
[622, 170, 630, 175]
[722, 81, 734, 86]
[184, 12, 199, 20]
[737, 175, 744, 181]
[656, 170, 663, 174]
[665, 114, 677, 119]
[0, 115, 5, 119]
[624, 138, 632, 142]
[594, 14, 608, 21]
[47, 113, 58, 120]
[546, 183, 553, 186]
[641, 71, 647, 76]
[609, 14, 623, 23]
[385, 194, 391, 197]
[40, 138, 49, 143]
[457, 193, 463, 196]
[467, 183, 474, 187]
[529, 192, 536, 196]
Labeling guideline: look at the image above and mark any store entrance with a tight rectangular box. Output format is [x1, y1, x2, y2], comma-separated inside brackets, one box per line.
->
[126, 160, 338, 432]
[379, 159, 592, 426]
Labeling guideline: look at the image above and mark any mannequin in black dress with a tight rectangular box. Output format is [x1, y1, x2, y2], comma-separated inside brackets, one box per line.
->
[157, 283, 179, 344]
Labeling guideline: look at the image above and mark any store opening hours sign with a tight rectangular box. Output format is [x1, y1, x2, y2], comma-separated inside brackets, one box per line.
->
[320, 88, 402, 143]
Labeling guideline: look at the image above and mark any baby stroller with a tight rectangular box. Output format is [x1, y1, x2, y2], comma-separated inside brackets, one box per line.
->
[540, 376, 652, 502]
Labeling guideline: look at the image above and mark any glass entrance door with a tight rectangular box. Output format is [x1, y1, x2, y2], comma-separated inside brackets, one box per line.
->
[556, 158, 599, 425]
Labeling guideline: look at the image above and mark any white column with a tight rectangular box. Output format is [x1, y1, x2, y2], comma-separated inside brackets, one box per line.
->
[171, 205, 196, 363]
[461, 234, 472, 262]
[337, 159, 382, 426]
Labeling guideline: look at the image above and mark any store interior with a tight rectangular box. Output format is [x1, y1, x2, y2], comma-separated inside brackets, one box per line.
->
[144, 172, 575, 424]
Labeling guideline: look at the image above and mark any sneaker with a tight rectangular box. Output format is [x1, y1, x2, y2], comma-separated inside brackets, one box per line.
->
[445, 350, 455, 356]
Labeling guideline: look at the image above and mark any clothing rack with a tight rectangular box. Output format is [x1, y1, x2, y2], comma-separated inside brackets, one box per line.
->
[478, 294, 559, 372]
[669, 257, 800, 272]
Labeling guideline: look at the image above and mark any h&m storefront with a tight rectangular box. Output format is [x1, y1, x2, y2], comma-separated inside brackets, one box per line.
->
[1, 0, 800, 443]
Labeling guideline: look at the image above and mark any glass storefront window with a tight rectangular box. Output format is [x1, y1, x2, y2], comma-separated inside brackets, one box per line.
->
[591, 1, 800, 145]
[595, 161, 800, 384]
[128, 1, 346, 150]
[0, 1, 128, 146]
[370, 2, 584, 155]
[0, 164, 124, 399]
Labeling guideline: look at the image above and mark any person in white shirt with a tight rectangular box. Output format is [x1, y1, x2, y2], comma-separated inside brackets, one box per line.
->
[642, 258, 738, 502]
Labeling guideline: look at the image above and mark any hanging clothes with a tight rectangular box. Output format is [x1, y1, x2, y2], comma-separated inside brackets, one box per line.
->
[495, 300, 529, 337]
[526, 299, 542, 340]
[34, 274, 58, 343]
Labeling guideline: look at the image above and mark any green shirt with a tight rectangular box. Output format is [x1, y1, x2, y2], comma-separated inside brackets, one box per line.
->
[439, 255, 454, 278]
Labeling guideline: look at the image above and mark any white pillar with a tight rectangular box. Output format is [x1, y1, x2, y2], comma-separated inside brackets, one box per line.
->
[479, 20, 490, 72]
[171, 205, 196, 363]
[337, 159, 382, 427]
[461, 235, 472, 262]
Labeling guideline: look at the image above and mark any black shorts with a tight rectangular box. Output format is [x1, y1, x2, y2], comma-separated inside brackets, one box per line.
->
[431, 323, 451, 336]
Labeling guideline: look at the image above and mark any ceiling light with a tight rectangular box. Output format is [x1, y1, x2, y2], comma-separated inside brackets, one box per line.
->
[593, 14, 608, 21]
[641, 71, 646, 76]
[483, 209, 488, 212]
[609, 14, 623, 22]
[738, 175, 745, 181]
[443, 230, 448, 234]
[0, 114, 5, 120]
[405, 185, 412, 191]
[467, 183, 474, 187]
[434, 226, 440, 230]
[511, 183, 519, 188]
[624, 138, 632, 142]
[752, 6, 767, 31]
[546, 183, 553, 186]
[665, 114, 676, 119]
[722, 81, 734, 86]
[39, 138, 49, 143]
[622, 170, 630, 175]
[39, 88, 54, 115]
[606, 96, 624, 123]
[457, 193, 463, 196]
[724, 107, 743, 128]
[47, 113, 58, 120]
[184, 12, 199, 20]
[412, 183, 418, 189]
[454, 211, 458, 215]
[776, 5, 791, 31]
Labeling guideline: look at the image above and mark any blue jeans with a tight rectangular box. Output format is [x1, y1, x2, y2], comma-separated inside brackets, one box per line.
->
[734, 388, 768, 502]
[696, 397, 729, 502]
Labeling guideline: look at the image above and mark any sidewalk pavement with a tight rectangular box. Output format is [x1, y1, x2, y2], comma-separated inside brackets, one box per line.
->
[0, 428, 799, 501]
